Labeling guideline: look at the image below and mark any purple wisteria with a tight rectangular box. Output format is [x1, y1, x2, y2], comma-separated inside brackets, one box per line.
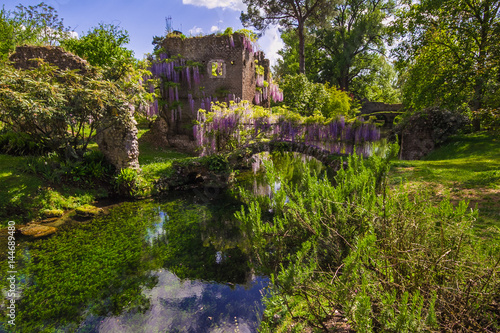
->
[193, 101, 381, 156]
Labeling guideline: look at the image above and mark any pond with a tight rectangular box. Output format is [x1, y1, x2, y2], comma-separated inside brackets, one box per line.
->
[0, 151, 334, 333]
[0, 191, 268, 333]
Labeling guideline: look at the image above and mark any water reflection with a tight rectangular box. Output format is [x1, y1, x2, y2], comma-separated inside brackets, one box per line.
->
[0, 193, 267, 332]
[83, 272, 267, 333]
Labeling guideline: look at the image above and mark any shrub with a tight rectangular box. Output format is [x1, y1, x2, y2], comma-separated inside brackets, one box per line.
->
[237, 144, 499, 332]
[0, 131, 50, 156]
[114, 168, 142, 197]
[278, 74, 355, 118]
[0, 60, 133, 157]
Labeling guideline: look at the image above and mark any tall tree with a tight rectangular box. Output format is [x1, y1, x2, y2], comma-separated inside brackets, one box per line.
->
[394, 0, 500, 130]
[61, 23, 135, 80]
[314, 0, 395, 92]
[0, 7, 15, 60]
[274, 27, 323, 80]
[12, 2, 69, 46]
[241, 0, 334, 74]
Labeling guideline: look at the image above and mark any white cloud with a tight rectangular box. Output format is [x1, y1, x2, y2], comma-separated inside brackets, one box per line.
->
[189, 26, 204, 35]
[210, 25, 220, 33]
[258, 26, 284, 68]
[182, 0, 246, 11]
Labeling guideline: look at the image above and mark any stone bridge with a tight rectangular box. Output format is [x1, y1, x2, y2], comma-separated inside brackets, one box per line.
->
[156, 140, 351, 192]
[228, 140, 349, 170]
[360, 102, 404, 127]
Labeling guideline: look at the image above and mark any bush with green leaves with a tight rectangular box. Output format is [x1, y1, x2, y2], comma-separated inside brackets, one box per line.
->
[236, 145, 499, 332]
[0, 130, 50, 155]
[0, 60, 133, 157]
[114, 168, 143, 197]
[24, 150, 115, 187]
[61, 23, 136, 81]
[278, 74, 356, 118]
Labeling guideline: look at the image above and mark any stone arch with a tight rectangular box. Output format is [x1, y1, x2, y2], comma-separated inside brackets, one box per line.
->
[229, 140, 349, 170]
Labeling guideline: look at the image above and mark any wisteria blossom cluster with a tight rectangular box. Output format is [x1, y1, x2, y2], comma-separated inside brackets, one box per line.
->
[194, 102, 380, 156]
[241, 35, 256, 54]
[144, 54, 203, 120]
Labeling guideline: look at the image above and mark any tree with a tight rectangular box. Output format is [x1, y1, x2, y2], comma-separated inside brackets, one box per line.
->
[11, 2, 69, 46]
[0, 60, 132, 156]
[241, 0, 334, 74]
[274, 27, 323, 81]
[394, 0, 500, 130]
[0, 7, 15, 60]
[61, 23, 135, 80]
[313, 0, 395, 92]
[275, 23, 400, 102]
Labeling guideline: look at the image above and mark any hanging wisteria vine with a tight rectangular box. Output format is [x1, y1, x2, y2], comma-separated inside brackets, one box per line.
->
[194, 101, 380, 156]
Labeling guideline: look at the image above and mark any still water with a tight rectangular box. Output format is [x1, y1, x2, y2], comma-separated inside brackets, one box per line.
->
[1, 192, 268, 333]
[1, 151, 338, 332]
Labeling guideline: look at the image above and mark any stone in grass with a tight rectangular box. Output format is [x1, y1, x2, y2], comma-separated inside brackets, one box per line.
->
[20, 224, 57, 238]
[41, 209, 64, 218]
[75, 204, 104, 218]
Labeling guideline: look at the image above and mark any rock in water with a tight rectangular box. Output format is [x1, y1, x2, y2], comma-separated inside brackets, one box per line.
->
[20, 225, 57, 238]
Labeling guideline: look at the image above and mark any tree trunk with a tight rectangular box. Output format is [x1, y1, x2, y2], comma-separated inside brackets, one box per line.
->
[298, 21, 306, 74]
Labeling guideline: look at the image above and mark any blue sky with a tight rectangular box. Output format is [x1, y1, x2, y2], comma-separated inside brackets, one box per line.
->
[2, 0, 284, 66]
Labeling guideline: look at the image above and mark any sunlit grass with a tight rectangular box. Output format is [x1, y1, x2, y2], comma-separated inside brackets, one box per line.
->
[389, 132, 500, 234]
[0, 155, 98, 226]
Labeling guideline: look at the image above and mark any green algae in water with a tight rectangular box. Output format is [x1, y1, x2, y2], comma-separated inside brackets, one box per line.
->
[0, 195, 267, 333]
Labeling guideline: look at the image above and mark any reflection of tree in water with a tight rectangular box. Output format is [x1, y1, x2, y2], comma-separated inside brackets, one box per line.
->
[153, 196, 253, 285]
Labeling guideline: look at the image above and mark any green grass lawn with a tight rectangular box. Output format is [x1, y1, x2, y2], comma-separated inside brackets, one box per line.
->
[0, 154, 98, 225]
[0, 122, 192, 225]
[389, 132, 500, 234]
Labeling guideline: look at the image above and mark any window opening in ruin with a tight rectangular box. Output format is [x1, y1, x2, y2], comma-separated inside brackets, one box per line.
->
[209, 60, 225, 78]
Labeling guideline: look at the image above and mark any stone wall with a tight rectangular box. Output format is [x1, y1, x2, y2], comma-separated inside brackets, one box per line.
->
[150, 34, 272, 152]
[10, 45, 89, 74]
[159, 33, 270, 103]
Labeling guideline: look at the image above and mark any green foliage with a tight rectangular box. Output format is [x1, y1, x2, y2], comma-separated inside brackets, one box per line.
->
[393, 0, 500, 130]
[274, 27, 322, 80]
[200, 154, 230, 172]
[279, 74, 355, 118]
[61, 23, 135, 80]
[237, 143, 499, 331]
[9, 2, 70, 47]
[474, 108, 500, 134]
[0, 7, 15, 60]
[23, 150, 115, 187]
[274, 0, 399, 102]
[0, 130, 50, 156]
[313, 0, 395, 92]
[0, 60, 132, 156]
[240, 0, 334, 74]
[114, 168, 143, 197]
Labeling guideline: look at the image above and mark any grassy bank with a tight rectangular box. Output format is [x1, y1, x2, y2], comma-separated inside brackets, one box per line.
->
[0, 122, 191, 227]
[389, 132, 500, 233]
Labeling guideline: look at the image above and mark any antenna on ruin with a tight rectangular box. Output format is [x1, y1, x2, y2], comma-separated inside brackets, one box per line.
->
[165, 16, 173, 34]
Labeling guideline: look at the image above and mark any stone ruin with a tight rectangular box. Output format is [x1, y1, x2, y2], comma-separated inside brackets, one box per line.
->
[142, 33, 281, 152]
[10, 45, 89, 74]
[9, 46, 140, 170]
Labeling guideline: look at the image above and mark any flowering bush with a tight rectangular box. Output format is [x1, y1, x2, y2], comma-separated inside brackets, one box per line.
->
[194, 101, 380, 156]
